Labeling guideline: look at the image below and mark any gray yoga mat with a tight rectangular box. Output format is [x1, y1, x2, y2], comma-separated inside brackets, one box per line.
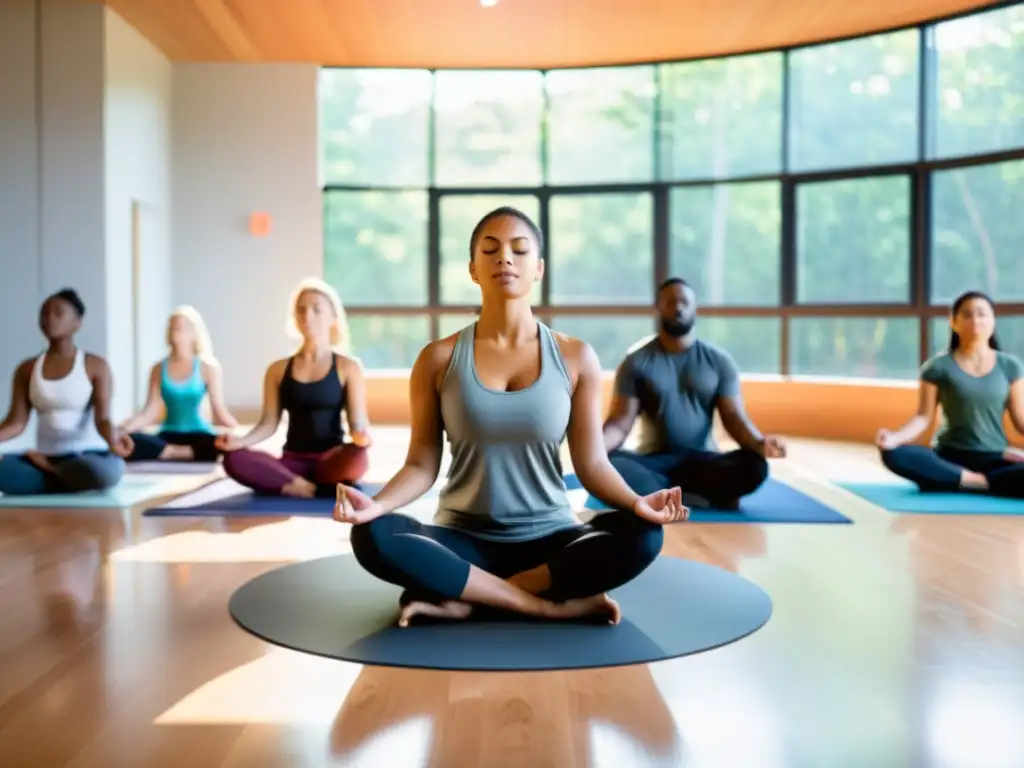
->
[228, 555, 773, 672]
[126, 460, 220, 475]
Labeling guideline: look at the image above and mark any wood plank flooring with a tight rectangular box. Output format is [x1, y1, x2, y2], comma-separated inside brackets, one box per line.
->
[1, 430, 1022, 767]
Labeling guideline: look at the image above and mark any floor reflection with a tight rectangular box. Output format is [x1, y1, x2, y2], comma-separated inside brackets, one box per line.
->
[329, 664, 684, 766]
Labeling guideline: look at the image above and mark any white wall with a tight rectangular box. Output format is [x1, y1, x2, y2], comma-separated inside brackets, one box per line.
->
[38, 0, 108, 358]
[0, 0, 171, 450]
[172, 64, 322, 407]
[104, 8, 172, 414]
[0, 0, 107, 449]
[0, 0, 42, 399]
[2, 6, 312, 417]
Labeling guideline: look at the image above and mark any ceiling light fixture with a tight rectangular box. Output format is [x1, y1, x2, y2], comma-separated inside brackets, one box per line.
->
[480, 0, 499, 7]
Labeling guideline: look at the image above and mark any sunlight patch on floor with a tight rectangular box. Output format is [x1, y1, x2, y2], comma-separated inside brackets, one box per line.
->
[154, 648, 363, 726]
[110, 518, 350, 563]
[112, 496, 441, 563]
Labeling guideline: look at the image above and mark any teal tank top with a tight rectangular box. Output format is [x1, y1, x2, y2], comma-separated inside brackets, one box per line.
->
[435, 321, 578, 542]
[160, 358, 214, 434]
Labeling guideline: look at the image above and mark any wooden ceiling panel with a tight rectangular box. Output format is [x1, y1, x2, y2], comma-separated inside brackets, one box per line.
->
[103, 0, 999, 68]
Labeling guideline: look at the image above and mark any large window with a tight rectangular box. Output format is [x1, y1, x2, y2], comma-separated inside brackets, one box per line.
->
[659, 53, 783, 180]
[929, 159, 1024, 303]
[670, 182, 781, 306]
[549, 193, 653, 305]
[320, 69, 431, 187]
[796, 176, 911, 304]
[545, 66, 656, 185]
[790, 317, 920, 379]
[433, 71, 544, 187]
[323, 191, 429, 308]
[929, 4, 1024, 159]
[319, 3, 1024, 377]
[787, 30, 920, 172]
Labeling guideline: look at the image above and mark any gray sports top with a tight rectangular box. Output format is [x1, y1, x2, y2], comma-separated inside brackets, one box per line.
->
[435, 321, 579, 542]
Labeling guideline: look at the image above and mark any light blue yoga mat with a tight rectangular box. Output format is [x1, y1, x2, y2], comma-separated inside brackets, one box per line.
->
[0, 475, 204, 509]
[839, 481, 1024, 515]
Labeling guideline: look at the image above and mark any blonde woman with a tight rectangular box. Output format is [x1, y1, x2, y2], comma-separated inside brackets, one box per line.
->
[120, 306, 238, 462]
[215, 278, 371, 497]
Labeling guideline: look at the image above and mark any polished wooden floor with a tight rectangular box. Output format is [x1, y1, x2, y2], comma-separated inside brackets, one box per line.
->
[1, 429, 1023, 767]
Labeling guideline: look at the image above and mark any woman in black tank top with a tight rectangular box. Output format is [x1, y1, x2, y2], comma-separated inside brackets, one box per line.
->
[216, 278, 372, 497]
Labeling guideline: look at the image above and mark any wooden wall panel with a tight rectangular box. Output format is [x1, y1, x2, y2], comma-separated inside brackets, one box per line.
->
[232, 374, 1024, 447]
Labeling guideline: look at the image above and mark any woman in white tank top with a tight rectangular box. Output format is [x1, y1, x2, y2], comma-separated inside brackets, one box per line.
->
[0, 289, 132, 496]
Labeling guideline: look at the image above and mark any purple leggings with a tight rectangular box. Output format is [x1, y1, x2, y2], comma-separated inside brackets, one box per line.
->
[222, 444, 369, 495]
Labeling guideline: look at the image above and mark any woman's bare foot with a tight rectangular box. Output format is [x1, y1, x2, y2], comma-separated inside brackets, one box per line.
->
[398, 600, 473, 628]
[159, 444, 195, 461]
[553, 594, 621, 624]
[961, 470, 989, 490]
[281, 477, 316, 498]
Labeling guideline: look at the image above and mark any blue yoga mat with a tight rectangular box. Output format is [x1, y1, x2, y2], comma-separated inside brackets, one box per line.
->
[144, 477, 394, 517]
[0, 474, 204, 509]
[564, 473, 851, 524]
[839, 481, 1024, 515]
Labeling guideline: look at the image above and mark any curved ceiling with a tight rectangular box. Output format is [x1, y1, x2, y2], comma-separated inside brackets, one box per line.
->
[106, 0, 995, 69]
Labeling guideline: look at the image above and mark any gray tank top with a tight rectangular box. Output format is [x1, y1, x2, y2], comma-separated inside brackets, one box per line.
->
[435, 321, 579, 542]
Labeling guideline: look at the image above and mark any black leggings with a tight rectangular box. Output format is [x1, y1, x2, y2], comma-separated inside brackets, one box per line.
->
[881, 445, 1024, 498]
[128, 431, 219, 462]
[609, 448, 769, 505]
[349, 510, 664, 604]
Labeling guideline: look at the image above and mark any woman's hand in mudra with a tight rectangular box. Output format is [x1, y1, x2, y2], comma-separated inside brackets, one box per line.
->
[333, 484, 386, 525]
[350, 430, 373, 448]
[633, 487, 688, 524]
[1003, 447, 1024, 464]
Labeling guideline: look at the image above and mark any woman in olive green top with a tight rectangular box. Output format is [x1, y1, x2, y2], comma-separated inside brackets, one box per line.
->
[876, 291, 1024, 496]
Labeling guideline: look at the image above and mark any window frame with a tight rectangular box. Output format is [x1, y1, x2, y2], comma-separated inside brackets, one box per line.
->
[320, 1, 1024, 377]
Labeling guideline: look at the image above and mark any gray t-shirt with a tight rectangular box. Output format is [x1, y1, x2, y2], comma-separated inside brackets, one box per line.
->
[921, 351, 1024, 453]
[613, 337, 741, 454]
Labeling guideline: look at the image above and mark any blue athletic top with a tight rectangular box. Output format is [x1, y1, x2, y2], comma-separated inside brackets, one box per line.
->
[160, 358, 214, 434]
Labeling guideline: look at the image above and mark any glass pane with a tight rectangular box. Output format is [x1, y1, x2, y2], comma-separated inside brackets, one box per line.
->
[433, 70, 543, 187]
[788, 30, 919, 171]
[324, 191, 428, 306]
[439, 195, 541, 305]
[659, 53, 783, 180]
[348, 315, 431, 370]
[929, 5, 1024, 159]
[549, 316, 655, 371]
[438, 313, 478, 340]
[929, 160, 1024, 303]
[670, 182, 781, 306]
[319, 69, 431, 186]
[545, 66, 655, 184]
[796, 176, 911, 304]
[699, 317, 782, 374]
[549, 193, 654, 305]
[790, 317, 920, 379]
[930, 314, 1024, 358]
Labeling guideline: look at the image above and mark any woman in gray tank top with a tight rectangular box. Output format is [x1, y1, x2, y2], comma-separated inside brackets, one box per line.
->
[335, 207, 688, 627]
